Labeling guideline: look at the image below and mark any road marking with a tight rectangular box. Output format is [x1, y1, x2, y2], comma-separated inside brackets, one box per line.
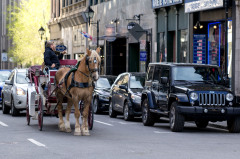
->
[118, 122, 128, 125]
[0, 121, 8, 127]
[28, 139, 46, 147]
[154, 131, 173, 134]
[94, 120, 113, 126]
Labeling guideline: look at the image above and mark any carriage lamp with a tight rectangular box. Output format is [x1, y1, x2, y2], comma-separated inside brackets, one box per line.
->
[226, 93, 234, 101]
[16, 88, 25, 95]
[190, 92, 198, 101]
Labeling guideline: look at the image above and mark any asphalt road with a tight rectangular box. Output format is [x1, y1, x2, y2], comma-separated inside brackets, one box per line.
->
[0, 110, 240, 159]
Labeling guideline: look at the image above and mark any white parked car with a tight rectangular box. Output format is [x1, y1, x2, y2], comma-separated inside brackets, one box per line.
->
[1, 68, 28, 116]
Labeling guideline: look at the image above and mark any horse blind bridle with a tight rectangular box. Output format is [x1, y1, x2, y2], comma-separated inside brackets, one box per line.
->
[78, 56, 100, 78]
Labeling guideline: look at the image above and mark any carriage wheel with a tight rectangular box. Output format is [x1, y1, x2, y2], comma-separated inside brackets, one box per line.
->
[88, 104, 94, 130]
[26, 92, 30, 125]
[38, 97, 43, 131]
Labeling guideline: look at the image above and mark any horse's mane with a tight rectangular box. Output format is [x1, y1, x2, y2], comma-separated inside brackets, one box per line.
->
[90, 50, 101, 62]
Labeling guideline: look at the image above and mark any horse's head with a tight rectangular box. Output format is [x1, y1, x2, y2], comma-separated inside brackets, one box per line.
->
[86, 48, 101, 81]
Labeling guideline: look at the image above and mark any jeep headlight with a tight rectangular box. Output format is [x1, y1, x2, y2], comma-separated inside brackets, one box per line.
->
[226, 93, 234, 101]
[190, 92, 198, 101]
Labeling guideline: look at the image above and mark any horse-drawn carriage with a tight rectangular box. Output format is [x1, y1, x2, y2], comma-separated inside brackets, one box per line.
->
[26, 48, 101, 136]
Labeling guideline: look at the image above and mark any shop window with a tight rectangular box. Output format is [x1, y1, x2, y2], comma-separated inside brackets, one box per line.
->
[159, 32, 166, 62]
[179, 30, 188, 63]
[208, 22, 221, 66]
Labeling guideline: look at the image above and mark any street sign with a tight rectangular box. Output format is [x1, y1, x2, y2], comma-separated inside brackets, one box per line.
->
[128, 23, 145, 41]
[56, 45, 67, 52]
[127, 22, 136, 31]
[140, 40, 146, 50]
[140, 51, 147, 61]
[1, 53, 7, 62]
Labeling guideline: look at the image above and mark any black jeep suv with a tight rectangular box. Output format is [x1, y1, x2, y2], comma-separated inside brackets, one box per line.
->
[141, 63, 240, 132]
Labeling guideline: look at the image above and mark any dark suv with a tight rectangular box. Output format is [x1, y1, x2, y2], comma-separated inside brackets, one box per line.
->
[141, 63, 240, 132]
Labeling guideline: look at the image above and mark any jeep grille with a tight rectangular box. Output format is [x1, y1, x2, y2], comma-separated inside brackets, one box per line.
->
[199, 93, 226, 106]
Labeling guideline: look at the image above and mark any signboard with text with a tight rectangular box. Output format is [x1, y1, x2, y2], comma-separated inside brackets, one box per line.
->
[185, 0, 224, 13]
[1, 53, 7, 62]
[193, 34, 206, 64]
[56, 45, 67, 52]
[152, 0, 183, 9]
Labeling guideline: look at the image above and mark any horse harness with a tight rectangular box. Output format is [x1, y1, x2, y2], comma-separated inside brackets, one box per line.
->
[62, 56, 98, 96]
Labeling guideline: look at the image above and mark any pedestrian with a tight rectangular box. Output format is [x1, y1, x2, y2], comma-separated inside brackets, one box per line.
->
[44, 41, 66, 70]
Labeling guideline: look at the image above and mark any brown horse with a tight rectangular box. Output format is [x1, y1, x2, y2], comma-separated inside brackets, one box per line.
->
[55, 48, 101, 136]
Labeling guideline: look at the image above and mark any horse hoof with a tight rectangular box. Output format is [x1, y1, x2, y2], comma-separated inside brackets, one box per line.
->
[65, 128, 72, 133]
[59, 127, 66, 132]
[74, 132, 82, 136]
[82, 131, 90, 136]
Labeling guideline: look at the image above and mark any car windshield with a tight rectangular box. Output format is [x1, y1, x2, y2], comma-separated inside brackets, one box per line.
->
[96, 77, 115, 89]
[0, 72, 10, 82]
[173, 66, 222, 83]
[16, 72, 28, 84]
[130, 75, 145, 89]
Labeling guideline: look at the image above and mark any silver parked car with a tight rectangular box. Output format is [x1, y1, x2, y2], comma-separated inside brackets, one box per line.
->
[1, 68, 28, 116]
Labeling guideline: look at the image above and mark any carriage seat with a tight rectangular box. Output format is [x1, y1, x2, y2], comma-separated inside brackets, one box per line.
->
[48, 60, 78, 84]
[59, 59, 78, 67]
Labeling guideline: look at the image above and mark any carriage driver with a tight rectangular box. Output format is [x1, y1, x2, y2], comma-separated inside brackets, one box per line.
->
[44, 41, 66, 70]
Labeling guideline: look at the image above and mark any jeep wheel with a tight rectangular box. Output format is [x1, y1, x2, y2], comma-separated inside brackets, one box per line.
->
[109, 100, 117, 118]
[123, 102, 133, 121]
[195, 120, 209, 128]
[142, 99, 155, 126]
[2, 97, 10, 114]
[227, 117, 240, 133]
[169, 102, 185, 132]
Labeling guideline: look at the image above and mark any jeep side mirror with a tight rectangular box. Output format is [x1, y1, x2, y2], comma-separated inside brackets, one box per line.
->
[161, 77, 168, 84]
[119, 85, 128, 90]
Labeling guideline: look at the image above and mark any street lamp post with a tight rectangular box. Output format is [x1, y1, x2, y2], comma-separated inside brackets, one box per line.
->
[91, 20, 100, 47]
[84, 6, 94, 48]
[38, 26, 45, 40]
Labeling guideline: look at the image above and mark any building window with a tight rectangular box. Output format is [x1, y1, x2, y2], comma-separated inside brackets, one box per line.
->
[179, 30, 188, 63]
[64, 55, 71, 59]
[62, 0, 65, 7]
